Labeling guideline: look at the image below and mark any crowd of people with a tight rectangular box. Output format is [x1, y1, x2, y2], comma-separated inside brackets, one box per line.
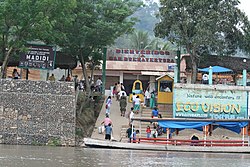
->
[99, 81, 163, 143]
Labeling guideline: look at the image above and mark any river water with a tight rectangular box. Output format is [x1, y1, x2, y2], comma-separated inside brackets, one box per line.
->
[0, 145, 250, 167]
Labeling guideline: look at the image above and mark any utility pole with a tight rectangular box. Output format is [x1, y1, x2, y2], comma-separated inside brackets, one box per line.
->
[102, 48, 107, 95]
[176, 49, 181, 83]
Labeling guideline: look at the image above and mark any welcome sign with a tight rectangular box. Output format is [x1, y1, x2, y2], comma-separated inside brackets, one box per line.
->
[19, 45, 55, 70]
[107, 49, 176, 63]
[173, 87, 248, 119]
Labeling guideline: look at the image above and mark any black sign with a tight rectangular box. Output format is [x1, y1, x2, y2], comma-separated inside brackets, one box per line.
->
[19, 45, 55, 70]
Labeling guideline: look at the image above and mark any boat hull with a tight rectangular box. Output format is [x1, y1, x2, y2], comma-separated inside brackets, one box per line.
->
[84, 138, 250, 153]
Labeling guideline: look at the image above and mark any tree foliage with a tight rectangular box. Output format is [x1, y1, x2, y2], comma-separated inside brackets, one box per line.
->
[57, 0, 141, 93]
[155, 0, 250, 83]
[0, 0, 76, 78]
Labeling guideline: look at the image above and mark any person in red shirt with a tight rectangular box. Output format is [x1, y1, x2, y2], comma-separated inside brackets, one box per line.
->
[101, 114, 112, 128]
[146, 125, 151, 138]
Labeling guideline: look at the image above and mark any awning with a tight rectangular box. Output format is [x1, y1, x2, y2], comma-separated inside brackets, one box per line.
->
[198, 66, 233, 73]
[158, 121, 248, 134]
[132, 118, 250, 134]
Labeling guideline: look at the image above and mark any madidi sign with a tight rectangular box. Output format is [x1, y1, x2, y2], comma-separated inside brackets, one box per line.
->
[107, 49, 176, 63]
[19, 45, 55, 70]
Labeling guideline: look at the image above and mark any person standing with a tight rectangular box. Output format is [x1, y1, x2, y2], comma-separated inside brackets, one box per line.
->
[105, 123, 112, 140]
[119, 93, 127, 117]
[12, 69, 20, 79]
[202, 73, 208, 84]
[73, 75, 79, 90]
[95, 77, 102, 92]
[131, 130, 139, 143]
[151, 107, 159, 118]
[126, 124, 133, 143]
[48, 74, 56, 81]
[150, 91, 156, 109]
[146, 126, 151, 138]
[144, 89, 150, 107]
[112, 83, 117, 98]
[65, 74, 72, 82]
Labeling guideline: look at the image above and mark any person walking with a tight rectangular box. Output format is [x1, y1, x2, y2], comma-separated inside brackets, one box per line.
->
[129, 107, 134, 126]
[126, 124, 133, 143]
[133, 95, 141, 114]
[116, 82, 121, 101]
[101, 114, 112, 128]
[105, 123, 113, 140]
[132, 92, 137, 108]
[119, 93, 127, 117]
[105, 96, 112, 116]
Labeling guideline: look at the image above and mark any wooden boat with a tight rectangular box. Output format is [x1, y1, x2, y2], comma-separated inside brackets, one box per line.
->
[84, 138, 250, 153]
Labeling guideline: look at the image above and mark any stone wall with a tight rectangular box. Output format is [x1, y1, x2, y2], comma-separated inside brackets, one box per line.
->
[0, 79, 76, 146]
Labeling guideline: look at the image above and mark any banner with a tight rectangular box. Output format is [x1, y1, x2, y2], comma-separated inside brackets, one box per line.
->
[173, 87, 248, 119]
[107, 49, 176, 63]
[19, 45, 55, 70]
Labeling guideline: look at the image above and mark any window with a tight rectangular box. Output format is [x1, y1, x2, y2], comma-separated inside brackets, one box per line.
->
[159, 80, 172, 92]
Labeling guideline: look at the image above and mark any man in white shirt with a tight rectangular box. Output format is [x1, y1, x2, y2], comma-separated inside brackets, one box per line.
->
[202, 74, 208, 84]
[95, 77, 102, 92]
[129, 108, 134, 125]
[144, 89, 150, 107]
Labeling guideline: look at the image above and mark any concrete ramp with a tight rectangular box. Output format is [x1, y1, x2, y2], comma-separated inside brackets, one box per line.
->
[91, 97, 133, 141]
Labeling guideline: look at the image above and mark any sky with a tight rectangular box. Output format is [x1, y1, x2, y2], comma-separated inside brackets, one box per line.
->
[151, 0, 250, 19]
[238, 0, 250, 20]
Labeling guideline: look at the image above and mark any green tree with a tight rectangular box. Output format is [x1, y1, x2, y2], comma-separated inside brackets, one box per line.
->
[155, 0, 250, 83]
[0, 0, 76, 78]
[57, 0, 141, 94]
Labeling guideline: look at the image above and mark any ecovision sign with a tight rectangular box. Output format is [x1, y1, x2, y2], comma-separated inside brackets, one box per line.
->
[173, 86, 248, 119]
[19, 45, 55, 70]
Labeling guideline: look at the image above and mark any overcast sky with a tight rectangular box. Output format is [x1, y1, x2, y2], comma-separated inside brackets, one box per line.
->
[152, 0, 250, 20]
[239, 0, 250, 20]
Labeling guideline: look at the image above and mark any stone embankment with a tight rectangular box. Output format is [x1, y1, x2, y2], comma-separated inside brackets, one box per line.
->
[0, 79, 76, 146]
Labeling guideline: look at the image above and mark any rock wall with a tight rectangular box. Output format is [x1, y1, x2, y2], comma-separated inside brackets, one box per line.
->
[0, 79, 76, 146]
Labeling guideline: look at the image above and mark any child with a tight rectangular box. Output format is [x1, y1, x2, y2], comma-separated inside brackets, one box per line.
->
[146, 125, 151, 138]
[105, 123, 112, 140]
[131, 130, 139, 143]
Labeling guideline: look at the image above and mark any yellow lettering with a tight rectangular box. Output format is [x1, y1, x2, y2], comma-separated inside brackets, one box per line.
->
[202, 103, 209, 113]
[176, 102, 183, 112]
[184, 102, 191, 111]
[213, 104, 220, 113]
[190, 103, 199, 112]
[222, 104, 231, 113]
[231, 104, 240, 114]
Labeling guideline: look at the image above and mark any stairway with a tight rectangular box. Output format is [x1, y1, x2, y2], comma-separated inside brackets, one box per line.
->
[139, 107, 173, 138]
